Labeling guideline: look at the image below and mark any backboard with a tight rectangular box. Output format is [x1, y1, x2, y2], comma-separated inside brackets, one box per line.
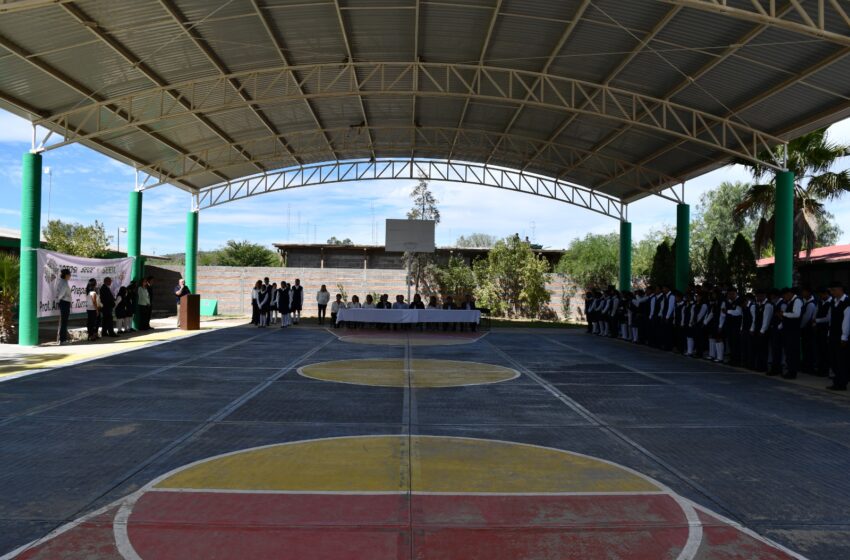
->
[385, 219, 436, 253]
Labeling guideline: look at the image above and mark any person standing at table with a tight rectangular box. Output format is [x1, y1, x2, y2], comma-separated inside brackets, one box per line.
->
[316, 285, 330, 325]
[100, 277, 118, 337]
[827, 282, 850, 391]
[174, 278, 191, 328]
[55, 268, 73, 345]
[291, 279, 304, 324]
[331, 294, 344, 329]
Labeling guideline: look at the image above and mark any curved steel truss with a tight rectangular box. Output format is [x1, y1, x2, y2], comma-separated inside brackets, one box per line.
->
[192, 159, 626, 220]
[35, 62, 786, 170]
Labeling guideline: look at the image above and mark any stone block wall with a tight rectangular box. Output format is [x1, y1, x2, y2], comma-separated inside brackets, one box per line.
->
[158, 265, 583, 321]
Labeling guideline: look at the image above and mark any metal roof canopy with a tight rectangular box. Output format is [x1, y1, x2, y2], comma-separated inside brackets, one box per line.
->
[1, 0, 849, 213]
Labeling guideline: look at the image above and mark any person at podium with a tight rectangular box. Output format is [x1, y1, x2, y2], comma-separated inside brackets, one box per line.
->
[174, 278, 191, 327]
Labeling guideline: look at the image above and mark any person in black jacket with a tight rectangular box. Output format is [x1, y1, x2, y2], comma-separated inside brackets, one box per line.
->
[99, 277, 118, 337]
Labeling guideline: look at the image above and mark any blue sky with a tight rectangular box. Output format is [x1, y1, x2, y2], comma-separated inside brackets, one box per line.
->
[1, 109, 849, 255]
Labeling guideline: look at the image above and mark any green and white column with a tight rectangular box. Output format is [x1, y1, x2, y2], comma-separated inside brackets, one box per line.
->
[18, 152, 42, 346]
[185, 201, 199, 293]
[774, 170, 794, 289]
[127, 189, 143, 329]
[675, 203, 690, 291]
[619, 219, 632, 291]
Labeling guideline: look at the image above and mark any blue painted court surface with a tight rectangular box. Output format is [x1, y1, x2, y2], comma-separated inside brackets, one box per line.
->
[1, 325, 849, 559]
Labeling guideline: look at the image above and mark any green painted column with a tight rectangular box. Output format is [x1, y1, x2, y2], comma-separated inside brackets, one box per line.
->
[774, 170, 794, 289]
[18, 152, 42, 346]
[127, 190, 143, 329]
[675, 203, 690, 291]
[185, 210, 199, 293]
[618, 220, 632, 291]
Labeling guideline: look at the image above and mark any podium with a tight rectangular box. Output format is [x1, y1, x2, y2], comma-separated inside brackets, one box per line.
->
[179, 294, 200, 331]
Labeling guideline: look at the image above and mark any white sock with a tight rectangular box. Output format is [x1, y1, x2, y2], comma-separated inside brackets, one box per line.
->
[708, 340, 716, 359]
[686, 338, 695, 355]
[715, 342, 725, 361]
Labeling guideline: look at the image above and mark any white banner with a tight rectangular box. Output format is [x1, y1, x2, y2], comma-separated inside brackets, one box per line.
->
[36, 249, 134, 318]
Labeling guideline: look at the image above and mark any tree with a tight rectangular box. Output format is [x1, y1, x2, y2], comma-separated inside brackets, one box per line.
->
[633, 227, 675, 286]
[474, 235, 551, 318]
[690, 181, 758, 278]
[456, 233, 497, 248]
[649, 241, 676, 288]
[734, 128, 849, 272]
[217, 240, 278, 267]
[426, 255, 476, 301]
[556, 233, 618, 288]
[0, 253, 19, 343]
[703, 237, 730, 287]
[327, 236, 354, 246]
[43, 219, 111, 257]
[727, 233, 757, 291]
[404, 176, 440, 292]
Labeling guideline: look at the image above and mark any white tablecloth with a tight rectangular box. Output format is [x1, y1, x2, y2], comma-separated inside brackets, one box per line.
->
[336, 308, 481, 324]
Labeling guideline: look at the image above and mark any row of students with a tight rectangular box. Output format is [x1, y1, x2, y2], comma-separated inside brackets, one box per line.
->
[585, 283, 850, 391]
[251, 278, 304, 328]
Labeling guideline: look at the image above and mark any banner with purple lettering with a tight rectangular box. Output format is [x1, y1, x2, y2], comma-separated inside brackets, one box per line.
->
[36, 249, 134, 318]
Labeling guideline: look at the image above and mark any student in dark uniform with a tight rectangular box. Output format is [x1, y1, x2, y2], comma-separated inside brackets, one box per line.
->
[778, 287, 803, 379]
[250, 280, 261, 325]
[693, 290, 709, 359]
[291, 279, 304, 324]
[278, 282, 291, 328]
[672, 291, 685, 353]
[750, 288, 774, 373]
[584, 291, 594, 333]
[256, 284, 270, 328]
[768, 289, 785, 376]
[814, 287, 832, 377]
[827, 283, 850, 391]
[99, 277, 118, 337]
[740, 292, 755, 369]
[799, 286, 817, 375]
[721, 288, 744, 366]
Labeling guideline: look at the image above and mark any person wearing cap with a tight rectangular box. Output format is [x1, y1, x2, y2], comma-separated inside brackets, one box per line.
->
[777, 287, 803, 379]
[827, 283, 850, 391]
[814, 287, 832, 377]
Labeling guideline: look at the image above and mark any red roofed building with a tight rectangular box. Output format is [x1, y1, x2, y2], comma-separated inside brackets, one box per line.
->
[757, 244, 850, 287]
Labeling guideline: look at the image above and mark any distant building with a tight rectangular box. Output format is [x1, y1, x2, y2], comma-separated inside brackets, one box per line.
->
[273, 243, 566, 270]
[757, 244, 850, 287]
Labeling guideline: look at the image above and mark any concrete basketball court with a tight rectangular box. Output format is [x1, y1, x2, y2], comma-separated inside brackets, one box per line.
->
[2, 325, 850, 559]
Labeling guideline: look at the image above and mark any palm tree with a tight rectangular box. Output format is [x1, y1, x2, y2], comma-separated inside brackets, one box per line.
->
[733, 128, 850, 270]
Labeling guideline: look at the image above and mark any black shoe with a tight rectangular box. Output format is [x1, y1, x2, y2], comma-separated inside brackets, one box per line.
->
[826, 385, 847, 391]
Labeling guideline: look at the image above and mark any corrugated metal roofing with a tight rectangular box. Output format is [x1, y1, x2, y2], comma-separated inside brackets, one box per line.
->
[0, 0, 848, 201]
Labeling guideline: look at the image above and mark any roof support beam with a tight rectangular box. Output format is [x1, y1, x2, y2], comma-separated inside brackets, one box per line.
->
[447, 0, 502, 161]
[249, 0, 337, 160]
[32, 62, 787, 171]
[658, 0, 850, 48]
[134, 125, 681, 200]
[60, 1, 265, 174]
[411, 0, 421, 160]
[521, 6, 682, 174]
[556, 3, 797, 184]
[483, 0, 592, 165]
[333, 0, 376, 161]
[155, 0, 297, 168]
[0, 32, 224, 188]
[195, 159, 625, 220]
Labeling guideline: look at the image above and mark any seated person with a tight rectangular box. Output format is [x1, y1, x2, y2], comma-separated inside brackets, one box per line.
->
[410, 294, 425, 309]
[442, 296, 457, 331]
[427, 295, 439, 309]
[460, 294, 478, 332]
[347, 295, 362, 329]
[363, 294, 376, 309]
[392, 295, 409, 309]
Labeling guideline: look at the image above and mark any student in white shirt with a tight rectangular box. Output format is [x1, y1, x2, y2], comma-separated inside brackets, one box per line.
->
[55, 269, 73, 345]
[85, 278, 99, 342]
[330, 294, 343, 329]
[316, 285, 331, 325]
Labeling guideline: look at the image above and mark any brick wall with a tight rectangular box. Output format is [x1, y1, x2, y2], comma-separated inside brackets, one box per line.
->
[159, 265, 583, 321]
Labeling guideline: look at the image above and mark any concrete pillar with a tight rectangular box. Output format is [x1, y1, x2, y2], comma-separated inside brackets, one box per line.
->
[675, 203, 690, 291]
[774, 170, 794, 289]
[18, 152, 42, 346]
[619, 220, 632, 291]
[185, 210, 198, 293]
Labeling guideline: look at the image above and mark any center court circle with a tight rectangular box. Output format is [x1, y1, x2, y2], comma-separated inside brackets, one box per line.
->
[298, 358, 520, 388]
[117, 436, 703, 560]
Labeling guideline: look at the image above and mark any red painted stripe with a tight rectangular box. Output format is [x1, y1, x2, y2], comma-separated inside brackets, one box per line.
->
[131, 491, 410, 527]
[413, 493, 687, 528]
[696, 511, 797, 559]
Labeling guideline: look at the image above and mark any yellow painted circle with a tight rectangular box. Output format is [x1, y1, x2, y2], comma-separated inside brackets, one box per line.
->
[154, 436, 660, 494]
[298, 358, 519, 388]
